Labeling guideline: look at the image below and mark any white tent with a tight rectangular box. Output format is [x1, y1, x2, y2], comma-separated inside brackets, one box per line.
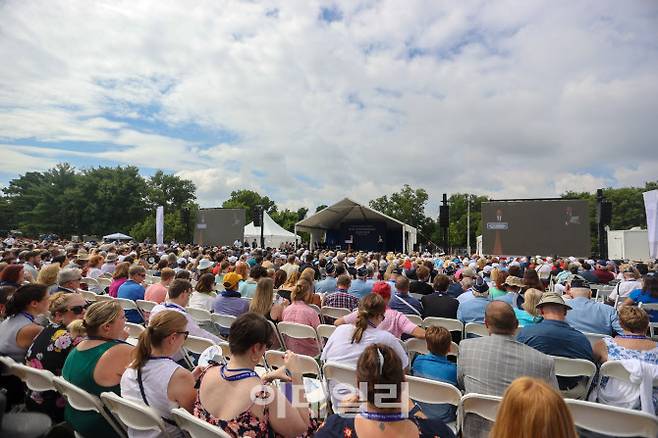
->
[244, 211, 300, 248]
[103, 232, 133, 241]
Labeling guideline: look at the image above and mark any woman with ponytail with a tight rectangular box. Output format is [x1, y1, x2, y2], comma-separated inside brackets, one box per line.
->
[25, 292, 87, 422]
[121, 311, 200, 438]
[61, 300, 133, 438]
[282, 278, 321, 356]
[321, 294, 409, 407]
[317, 344, 455, 438]
[0, 284, 49, 361]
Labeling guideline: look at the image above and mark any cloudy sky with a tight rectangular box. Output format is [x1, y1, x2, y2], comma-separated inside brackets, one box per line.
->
[1, 0, 657, 215]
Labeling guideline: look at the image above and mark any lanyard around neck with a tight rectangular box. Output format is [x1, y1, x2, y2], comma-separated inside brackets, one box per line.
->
[19, 311, 35, 323]
[359, 409, 406, 422]
[220, 364, 258, 382]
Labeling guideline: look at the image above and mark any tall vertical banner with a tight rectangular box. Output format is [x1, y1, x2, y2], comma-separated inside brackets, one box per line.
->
[156, 206, 164, 245]
[643, 190, 658, 259]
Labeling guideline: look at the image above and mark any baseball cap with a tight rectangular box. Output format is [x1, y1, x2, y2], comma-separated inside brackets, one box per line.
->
[536, 292, 572, 310]
[325, 262, 335, 274]
[223, 272, 242, 290]
[569, 275, 590, 289]
[482, 265, 493, 275]
[472, 276, 489, 294]
[356, 266, 367, 278]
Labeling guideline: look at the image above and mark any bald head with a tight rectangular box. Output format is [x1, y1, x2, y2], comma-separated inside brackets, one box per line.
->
[485, 301, 518, 335]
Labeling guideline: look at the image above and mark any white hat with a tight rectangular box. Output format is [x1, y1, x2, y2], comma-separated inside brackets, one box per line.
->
[198, 259, 214, 270]
[228, 256, 238, 263]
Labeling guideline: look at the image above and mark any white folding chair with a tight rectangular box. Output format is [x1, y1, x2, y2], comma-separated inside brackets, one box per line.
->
[171, 407, 232, 438]
[407, 375, 461, 432]
[583, 332, 607, 348]
[276, 322, 321, 357]
[309, 304, 321, 315]
[551, 356, 597, 399]
[266, 320, 285, 351]
[320, 306, 351, 323]
[423, 317, 464, 336]
[316, 324, 336, 344]
[0, 355, 16, 376]
[460, 393, 501, 432]
[52, 376, 127, 437]
[404, 338, 428, 364]
[405, 314, 423, 326]
[464, 323, 489, 338]
[124, 322, 145, 340]
[322, 361, 358, 409]
[595, 286, 614, 303]
[136, 299, 157, 316]
[97, 277, 112, 291]
[211, 313, 236, 339]
[566, 398, 658, 438]
[598, 360, 658, 389]
[265, 350, 322, 378]
[100, 392, 173, 438]
[80, 290, 98, 302]
[116, 297, 145, 321]
[94, 294, 115, 302]
[9, 363, 55, 392]
[183, 335, 216, 368]
[185, 307, 212, 325]
[639, 302, 658, 312]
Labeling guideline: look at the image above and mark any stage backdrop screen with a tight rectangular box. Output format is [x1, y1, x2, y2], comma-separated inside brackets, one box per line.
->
[481, 200, 590, 257]
[194, 208, 245, 246]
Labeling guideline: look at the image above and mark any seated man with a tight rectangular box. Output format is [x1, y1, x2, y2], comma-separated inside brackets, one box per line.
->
[410, 265, 434, 296]
[563, 276, 623, 336]
[117, 265, 146, 323]
[389, 276, 422, 317]
[55, 268, 83, 294]
[212, 272, 249, 337]
[457, 277, 490, 324]
[323, 274, 360, 311]
[411, 326, 457, 422]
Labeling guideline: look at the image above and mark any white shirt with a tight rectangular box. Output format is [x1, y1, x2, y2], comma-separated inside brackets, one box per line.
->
[321, 324, 408, 369]
[149, 302, 221, 346]
[188, 292, 215, 311]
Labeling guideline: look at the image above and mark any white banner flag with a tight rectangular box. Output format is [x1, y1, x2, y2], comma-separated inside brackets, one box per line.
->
[643, 190, 658, 259]
[156, 206, 164, 245]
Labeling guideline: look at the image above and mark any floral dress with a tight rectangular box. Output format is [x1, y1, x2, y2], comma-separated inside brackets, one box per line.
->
[25, 322, 84, 422]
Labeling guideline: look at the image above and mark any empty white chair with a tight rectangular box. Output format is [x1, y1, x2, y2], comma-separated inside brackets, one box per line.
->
[464, 322, 489, 338]
[81, 277, 100, 290]
[265, 350, 321, 378]
[320, 306, 351, 323]
[124, 322, 145, 340]
[101, 392, 173, 438]
[52, 376, 127, 437]
[423, 317, 464, 335]
[460, 393, 501, 432]
[97, 277, 112, 291]
[551, 356, 597, 399]
[9, 363, 55, 392]
[566, 398, 658, 438]
[276, 322, 321, 357]
[405, 314, 423, 326]
[185, 307, 212, 325]
[171, 407, 232, 438]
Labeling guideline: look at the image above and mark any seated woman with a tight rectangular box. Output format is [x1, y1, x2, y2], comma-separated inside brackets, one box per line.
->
[410, 326, 457, 422]
[36, 263, 60, 295]
[25, 292, 86, 422]
[317, 344, 455, 438]
[322, 294, 409, 406]
[624, 273, 658, 322]
[108, 261, 130, 297]
[194, 313, 317, 437]
[0, 284, 49, 361]
[490, 377, 576, 438]
[593, 306, 658, 412]
[0, 264, 25, 288]
[513, 288, 543, 326]
[276, 270, 299, 302]
[62, 300, 133, 438]
[281, 278, 321, 357]
[0, 285, 16, 319]
[121, 311, 200, 438]
[249, 277, 287, 323]
[189, 272, 217, 311]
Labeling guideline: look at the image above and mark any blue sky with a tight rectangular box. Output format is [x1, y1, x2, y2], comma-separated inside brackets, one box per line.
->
[1, 0, 657, 212]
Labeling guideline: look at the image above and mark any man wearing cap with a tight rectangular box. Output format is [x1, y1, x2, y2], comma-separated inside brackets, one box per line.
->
[564, 276, 623, 336]
[316, 262, 339, 293]
[389, 276, 422, 317]
[447, 268, 476, 299]
[348, 266, 372, 299]
[517, 292, 593, 362]
[493, 276, 524, 307]
[594, 260, 615, 284]
[56, 268, 83, 293]
[212, 272, 249, 336]
[457, 277, 490, 324]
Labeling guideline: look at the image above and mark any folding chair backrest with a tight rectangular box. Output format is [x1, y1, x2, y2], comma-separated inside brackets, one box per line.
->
[267, 320, 285, 351]
[309, 304, 321, 314]
[551, 356, 596, 399]
[95, 294, 115, 302]
[81, 277, 100, 288]
[100, 392, 169, 437]
[10, 364, 55, 392]
[406, 314, 423, 326]
[639, 302, 658, 312]
[265, 350, 321, 378]
[211, 313, 236, 331]
[316, 324, 336, 343]
[323, 362, 357, 387]
[407, 375, 461, 407]
[404, 338, 428, 364]
[276, 322, 320, 346]
[171, 407, 232, 438]
[320, 306, 351, 322]
[80, 290, 98, 302]
[0, 355, 17, 376]
[464, 323, 489, 338]
[460, 393, 501, 423]
[566, 398, 658, 438]
[125, 322, 145, 340]
[97, 277, 112, 289]
[583, 332, 607, 348]
[184, 335, 216, 355]
[599, 360, 658, 386]
[423, 317, 464, 334]
[116, 297, 139, 311]
[186, 307, 212, 325]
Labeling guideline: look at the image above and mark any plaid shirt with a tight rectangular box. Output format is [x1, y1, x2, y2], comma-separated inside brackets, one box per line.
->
[324, 289, 360, 310]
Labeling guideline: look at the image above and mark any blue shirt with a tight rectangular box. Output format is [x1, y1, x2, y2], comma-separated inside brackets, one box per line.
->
[239, 280, 258, 299]
[517, 319, 593, 361]
[348, 279, 372, 299]
[411, 353, 458, 422]
[629, 289, 658, 322]
[446, 282, 464, 298]
[457, 296, 489, 324]
[564, 297, 623, 335]
[514, 308, 540, 327]
[315, 277, 337, 293]
[117, 280, 145, 323]
[389, 293, 422, 316]
[493, 293, 518, 307]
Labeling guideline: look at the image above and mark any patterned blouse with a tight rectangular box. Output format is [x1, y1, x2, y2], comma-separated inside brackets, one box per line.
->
[25, 322, 84, 421]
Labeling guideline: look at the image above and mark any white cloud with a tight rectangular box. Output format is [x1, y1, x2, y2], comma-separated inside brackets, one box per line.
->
[0, 0, 657, 211]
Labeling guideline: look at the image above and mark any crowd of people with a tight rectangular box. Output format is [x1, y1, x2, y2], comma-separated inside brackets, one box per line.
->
[1, 235, 657, 437]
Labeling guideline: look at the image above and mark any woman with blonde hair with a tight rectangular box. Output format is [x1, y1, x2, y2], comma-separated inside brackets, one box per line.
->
[277, 269, 299, 302]
[25, 292, 87, 421]
[234, 261, 249, 286]
[37, 262, 60, 294]
[109, 261, 130, 297]
[281, 278, 321, 356]
[249, 277, 286, 323]
[514, 288, 543, 326]
[62, 300, 133, 438]
[121, 311, 200, 438]
[490, 377, 577, 438]
[87, 255, 104, 279]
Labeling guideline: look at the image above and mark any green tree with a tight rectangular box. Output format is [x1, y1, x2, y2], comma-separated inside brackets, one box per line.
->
[270, 209, 299, 232]
[315, 204, 328, 212]
[447, 193, 489, 250]
[369, 184, 429, 228]
[146, 170, 197, 211]
[222, 190, 277, 223]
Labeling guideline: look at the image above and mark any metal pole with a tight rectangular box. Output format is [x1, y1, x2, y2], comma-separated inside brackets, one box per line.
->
[467, 195, 471, 255]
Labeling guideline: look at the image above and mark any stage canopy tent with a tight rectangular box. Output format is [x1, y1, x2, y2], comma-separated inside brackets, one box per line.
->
[295, 198, 417, 253]
[244, 211, 300, 248]
[103, 232, 133, 240]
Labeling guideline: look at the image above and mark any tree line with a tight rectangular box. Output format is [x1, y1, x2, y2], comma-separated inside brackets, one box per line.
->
[1, 163, 656, 253]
